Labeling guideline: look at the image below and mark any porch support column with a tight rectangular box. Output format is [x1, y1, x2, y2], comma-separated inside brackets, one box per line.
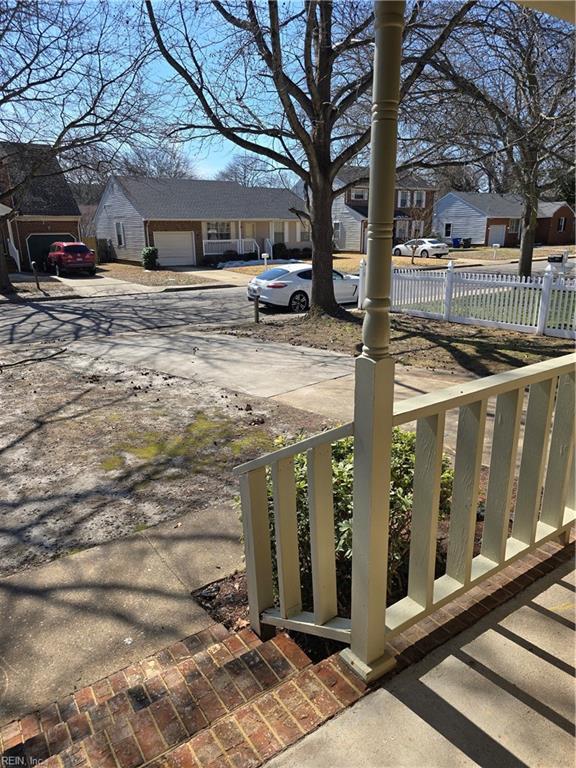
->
[340, 0, 404, 683]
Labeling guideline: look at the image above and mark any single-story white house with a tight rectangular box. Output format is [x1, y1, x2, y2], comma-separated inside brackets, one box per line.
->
[433, 191, 575, 247]
[94, 176, 311, 266]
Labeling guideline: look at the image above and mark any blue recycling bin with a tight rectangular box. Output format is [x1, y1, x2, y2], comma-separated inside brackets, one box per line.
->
[451, 237, 461, 248]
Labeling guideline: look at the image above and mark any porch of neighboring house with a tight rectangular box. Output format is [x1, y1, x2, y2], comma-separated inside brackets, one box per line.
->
[200, 219, 312, 261]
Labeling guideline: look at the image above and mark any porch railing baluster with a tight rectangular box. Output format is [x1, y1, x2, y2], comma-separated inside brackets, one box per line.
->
[481, 388, 524, 566]
[446, 400, 487, 586]
[272, 457, 302, 618]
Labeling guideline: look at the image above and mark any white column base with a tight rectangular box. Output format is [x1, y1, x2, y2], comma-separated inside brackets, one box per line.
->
[340, 646, 397, 683]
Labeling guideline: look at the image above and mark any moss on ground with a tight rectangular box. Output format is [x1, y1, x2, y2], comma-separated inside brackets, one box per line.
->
[101, 410, 274, 475]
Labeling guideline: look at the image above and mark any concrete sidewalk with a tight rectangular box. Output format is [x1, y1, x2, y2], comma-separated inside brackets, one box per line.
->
[0, 504, 243, 721]
[268, 561, 576, 768]
[55, 274, 165, 298]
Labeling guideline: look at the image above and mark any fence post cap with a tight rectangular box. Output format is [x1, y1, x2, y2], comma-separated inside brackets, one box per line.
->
[447, 260, 454, 270]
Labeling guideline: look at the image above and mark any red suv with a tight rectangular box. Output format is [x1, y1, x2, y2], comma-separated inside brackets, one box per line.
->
[45, 242, 96, 276]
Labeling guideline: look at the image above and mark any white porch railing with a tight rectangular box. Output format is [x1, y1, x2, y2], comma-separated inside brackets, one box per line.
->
[359, 264, 576, 339]
[264, 238, 274, 258]
[202, 238, 260, 258]
[235, 354, 575, 651]
[7, 238, 21, 272]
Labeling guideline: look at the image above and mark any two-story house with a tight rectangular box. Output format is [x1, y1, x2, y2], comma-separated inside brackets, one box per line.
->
[331, 166, 437, 252]
[0, 142, 81, 271]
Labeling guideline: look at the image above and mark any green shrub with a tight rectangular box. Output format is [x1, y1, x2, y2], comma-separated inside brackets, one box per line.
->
[272, 242, 287, 259]
[142, 246, 158, 270]
[267, 429, 453, 615]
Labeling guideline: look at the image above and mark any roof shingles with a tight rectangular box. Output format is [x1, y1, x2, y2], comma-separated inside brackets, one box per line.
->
[450, 191, 570, 218]
[115, 176, 304, 220]
[0, 142, 80, 217]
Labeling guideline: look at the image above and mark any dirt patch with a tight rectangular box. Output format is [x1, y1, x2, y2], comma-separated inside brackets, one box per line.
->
[215, 313, 573, 377]
[0, 347, 332, 578]
[96, 262, 213, 287]
[1, 280, 74, 302]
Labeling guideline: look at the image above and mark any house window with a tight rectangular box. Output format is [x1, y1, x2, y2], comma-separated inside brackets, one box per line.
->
[300, 223, 311, 241]
[206, 221, 231, 240]
[509, 218, 520, 234]
[411, 220, 424, 237]
[557, 217, 566, 232]
[395, 219, 410, 241]
[115, 222, 125, 247]
[273, 222, 284, 244]
[444, 222, 452, 237]
[398, 190, 411, 208]
[351, 187, 368, 201]
[413, 190, 425, 208]
[333, 221, 341, 243]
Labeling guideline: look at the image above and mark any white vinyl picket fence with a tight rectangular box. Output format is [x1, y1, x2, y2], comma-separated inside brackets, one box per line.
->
[358, 262, 575, 339]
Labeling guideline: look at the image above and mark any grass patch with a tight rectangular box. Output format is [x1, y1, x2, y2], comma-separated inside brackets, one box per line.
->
[220, 312, 573, 377]
[101, 410, 275, 477]
[101, 455, 124, 471]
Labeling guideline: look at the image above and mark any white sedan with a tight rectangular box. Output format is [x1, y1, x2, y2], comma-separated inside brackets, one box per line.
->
[393, 238, 449, 258]
[247, 263, 359, 312]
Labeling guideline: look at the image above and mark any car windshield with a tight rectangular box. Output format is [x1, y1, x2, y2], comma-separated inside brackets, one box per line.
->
[64, 245, 90, 253]
[258, 268, 289, 280]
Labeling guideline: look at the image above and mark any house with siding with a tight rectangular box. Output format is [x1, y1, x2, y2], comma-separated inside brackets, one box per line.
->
[94, 176, 310, 266]
[0, 142, 81, 271]
[330, 167, 437, 252]
[433, 191, 575, 247]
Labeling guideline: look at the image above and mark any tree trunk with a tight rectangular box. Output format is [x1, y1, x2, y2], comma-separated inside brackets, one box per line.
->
[519, 184, 538, 278]
[0, 214, 12, 291]
[0, 251, 12, 291]
[309, 180, 338, 314]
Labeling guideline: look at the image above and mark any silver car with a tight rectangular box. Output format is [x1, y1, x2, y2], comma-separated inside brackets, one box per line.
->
[393, 238, 449, 258]
[247, 263, 359, 312]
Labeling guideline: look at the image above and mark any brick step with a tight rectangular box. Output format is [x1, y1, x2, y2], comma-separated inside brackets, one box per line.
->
[144, 652, 366, 768]
[0, 625, 251, 760]
[0, 631, 311, 768]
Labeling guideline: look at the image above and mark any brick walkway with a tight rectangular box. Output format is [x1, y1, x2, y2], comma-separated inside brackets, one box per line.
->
[1, 537, 572, 768]
[0, 627, 364, 768]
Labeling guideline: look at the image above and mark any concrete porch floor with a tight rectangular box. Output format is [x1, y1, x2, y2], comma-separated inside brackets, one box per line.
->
[268, 558, 576, 768]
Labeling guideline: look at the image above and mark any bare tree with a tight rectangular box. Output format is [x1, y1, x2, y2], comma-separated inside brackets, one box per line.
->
[118, 144, 196, 178]
[0, 1, 152, 288]
[0, 1, 151, 205]
[216, 154, 287, 187]
[145, 0, 476, 313]
[406, 2, 574, 277]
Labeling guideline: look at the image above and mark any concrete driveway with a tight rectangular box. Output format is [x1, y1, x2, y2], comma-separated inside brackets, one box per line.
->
[69, 329, 356, 398]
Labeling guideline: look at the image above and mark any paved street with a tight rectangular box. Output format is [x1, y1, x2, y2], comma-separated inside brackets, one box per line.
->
[0, 287, 252, 346]
[464, 256, 575, 276]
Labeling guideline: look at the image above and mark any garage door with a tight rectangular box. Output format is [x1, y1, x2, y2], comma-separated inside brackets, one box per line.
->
[154, 231, 196, 266]
[27, 233, 75, 266]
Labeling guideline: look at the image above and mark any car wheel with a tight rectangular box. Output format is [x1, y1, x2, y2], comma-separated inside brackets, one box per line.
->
[88, 267, 96, 276]
[289, 291, 309, 313]
[421, 249, 429, 258]
[393, 248, 402, 257]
